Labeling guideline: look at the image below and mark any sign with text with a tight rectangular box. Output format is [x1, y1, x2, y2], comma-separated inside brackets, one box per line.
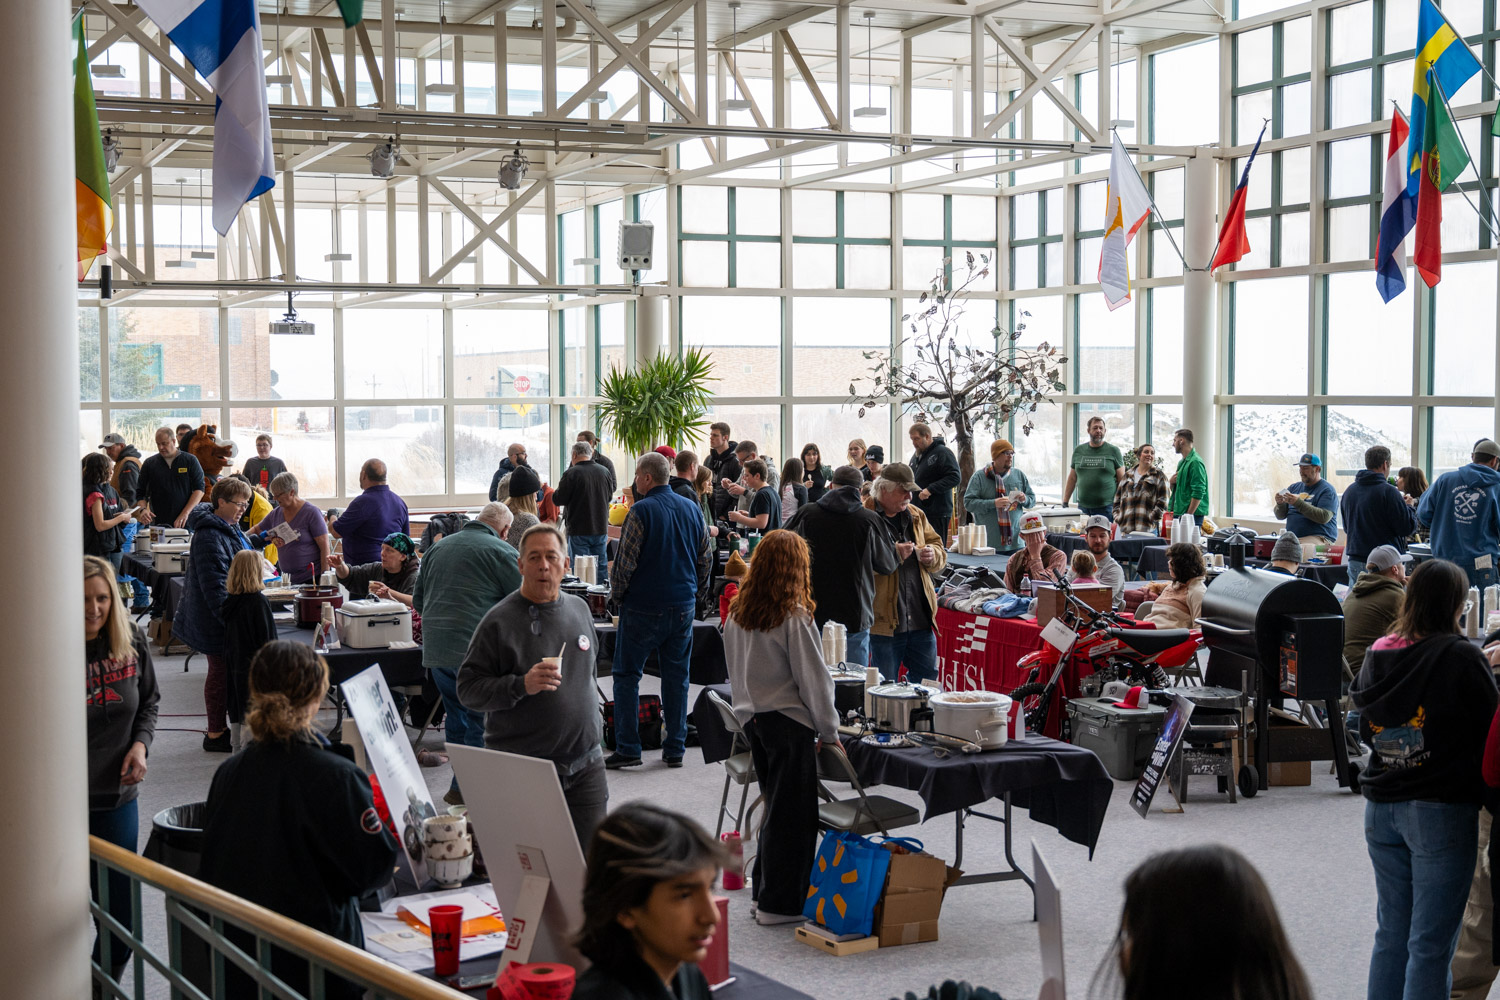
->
[1130, 694, 1195, 818]
[342, 665, 434, 884]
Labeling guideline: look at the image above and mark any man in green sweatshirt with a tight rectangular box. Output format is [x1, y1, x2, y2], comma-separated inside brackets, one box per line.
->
[1168, 427, 1210, 525]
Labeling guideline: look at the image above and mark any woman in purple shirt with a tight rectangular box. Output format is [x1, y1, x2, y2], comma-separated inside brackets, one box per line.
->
[250, 472, 330, 584]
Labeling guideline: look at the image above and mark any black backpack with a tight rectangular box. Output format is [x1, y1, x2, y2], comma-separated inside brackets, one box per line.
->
[420, 511, 470, 552]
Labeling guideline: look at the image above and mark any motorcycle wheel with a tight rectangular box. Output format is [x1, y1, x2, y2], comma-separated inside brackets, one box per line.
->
[1009, 682, 1049, 732]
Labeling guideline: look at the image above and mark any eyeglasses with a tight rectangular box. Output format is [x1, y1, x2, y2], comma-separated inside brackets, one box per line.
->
[229, 500, 250, 510]
[528, 604, 541, 636]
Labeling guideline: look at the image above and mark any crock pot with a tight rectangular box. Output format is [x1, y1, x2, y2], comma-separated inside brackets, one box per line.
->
[929, 690, 1012, 749]
[868, 682, 934, 733]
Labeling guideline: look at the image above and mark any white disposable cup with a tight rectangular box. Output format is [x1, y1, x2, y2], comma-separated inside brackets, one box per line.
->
[543, 655, 562, 681]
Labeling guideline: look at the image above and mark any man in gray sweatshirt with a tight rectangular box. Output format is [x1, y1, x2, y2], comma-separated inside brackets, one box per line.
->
[457, 522, 606, 851]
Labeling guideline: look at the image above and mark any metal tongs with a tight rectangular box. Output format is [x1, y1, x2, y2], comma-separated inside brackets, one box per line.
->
[905, 731, 983, 757]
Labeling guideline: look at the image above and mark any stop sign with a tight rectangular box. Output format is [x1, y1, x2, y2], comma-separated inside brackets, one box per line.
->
[513, 375, 531, 394]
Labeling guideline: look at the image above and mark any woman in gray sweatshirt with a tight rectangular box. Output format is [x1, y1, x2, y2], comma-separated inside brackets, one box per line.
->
[722, 529, 837, 926]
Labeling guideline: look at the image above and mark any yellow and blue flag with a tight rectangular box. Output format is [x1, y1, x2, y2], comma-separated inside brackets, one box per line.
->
[1406, 0, 1481, 198]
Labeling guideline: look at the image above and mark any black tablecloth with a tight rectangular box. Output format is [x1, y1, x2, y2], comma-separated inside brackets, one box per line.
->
[841, 735, 1112, 855]
[596, 619, 728, 685]
[1138, 547, 1347, 589]
[277, 621, 426, 688]
[694, 684, 1112, 855]
[123, 551, 180, 617]
[446, 958, 812, 998]
[1046, 532, 1167, 564]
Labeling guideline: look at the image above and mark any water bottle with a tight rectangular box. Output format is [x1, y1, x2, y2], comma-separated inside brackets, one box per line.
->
[720, 832, 745, 890]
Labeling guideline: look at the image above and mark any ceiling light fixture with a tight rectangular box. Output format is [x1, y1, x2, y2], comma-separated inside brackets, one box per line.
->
[426, 0, 459, 96]
[164, 179, 196, 268]
[266, 6, 293, 86]
[368, 138, 399, 178]
[852, 11, 885, 118]
[1111, 30, 1135, 130]
[721, 2, 751, 112]
[191, 170, 215, 259]
[667, 27, 687, 123]
[498, 143, 530, 189]
[325, 173, 352, 262]
[90, 21, 126, 79]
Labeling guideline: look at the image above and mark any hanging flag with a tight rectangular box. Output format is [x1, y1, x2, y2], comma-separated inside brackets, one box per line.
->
[134, 0, 275, 235]
[336, 0, 363, 27]
[1375, 108, 1415, 302]
[73, 15, 113, 281]
[1098, 132, 1154, 311]
[1406, 0, 1481, 199]
[1413, 70, 1471, 287]
[1210, 121, 1267, 271]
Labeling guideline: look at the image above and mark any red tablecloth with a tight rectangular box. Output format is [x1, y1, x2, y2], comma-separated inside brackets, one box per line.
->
[934, 608, 1095, 738]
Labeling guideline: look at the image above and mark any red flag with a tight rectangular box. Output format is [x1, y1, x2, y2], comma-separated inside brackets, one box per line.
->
[1211, 122, 1267, 271]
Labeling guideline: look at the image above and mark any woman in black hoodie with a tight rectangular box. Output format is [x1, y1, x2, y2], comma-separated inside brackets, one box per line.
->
[84, 556, 159, 988]
[1351, 558, 1499, 1000]
[221, 549, 277, 752]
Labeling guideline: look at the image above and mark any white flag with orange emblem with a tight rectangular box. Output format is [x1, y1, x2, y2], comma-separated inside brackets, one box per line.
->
[1097, 133, 1154, 311]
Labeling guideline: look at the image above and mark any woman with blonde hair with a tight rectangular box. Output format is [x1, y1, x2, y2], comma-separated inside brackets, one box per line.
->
[722, 530, 837, 926]
[846, 439, 869, 480]
[83, 555, 158, 987]
[221, 549, 276, 751]
[198, 641, 398, 1000]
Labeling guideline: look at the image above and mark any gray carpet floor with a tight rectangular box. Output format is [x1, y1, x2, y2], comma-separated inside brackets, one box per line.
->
[110, 642, 1432, 1000]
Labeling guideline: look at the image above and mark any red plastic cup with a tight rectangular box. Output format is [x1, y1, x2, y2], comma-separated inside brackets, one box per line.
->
[429, 905, 463, 977]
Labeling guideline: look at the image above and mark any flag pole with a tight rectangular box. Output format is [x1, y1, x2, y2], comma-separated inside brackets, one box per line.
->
[1427, 74, 1500, 241]
[1202, 118, 1270, 273]
[1114, 127, 1192, 270]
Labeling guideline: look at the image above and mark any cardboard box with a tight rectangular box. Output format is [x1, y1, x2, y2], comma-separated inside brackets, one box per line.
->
[1033, 583, 1113, 628]
[885, 848, 948, 893]
[877, 920, 939, 948]
[879, 886, 942, 925]
[794, 925, 879, 956]
[1269, 761, 1311, 786]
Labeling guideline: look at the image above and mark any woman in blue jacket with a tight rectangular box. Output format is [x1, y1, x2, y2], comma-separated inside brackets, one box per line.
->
[174, 477, 252, 753]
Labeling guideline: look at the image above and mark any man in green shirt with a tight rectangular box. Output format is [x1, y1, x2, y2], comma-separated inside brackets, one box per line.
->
[1062, 416, 1125, 519]
[1168, 427, 1210, 524]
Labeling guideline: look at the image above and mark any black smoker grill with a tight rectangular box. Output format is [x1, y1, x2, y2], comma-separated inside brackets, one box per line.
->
[1197, 559, 1355, 792]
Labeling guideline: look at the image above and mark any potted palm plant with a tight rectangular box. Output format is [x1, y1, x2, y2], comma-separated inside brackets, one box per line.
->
[597, 348, 716, 502]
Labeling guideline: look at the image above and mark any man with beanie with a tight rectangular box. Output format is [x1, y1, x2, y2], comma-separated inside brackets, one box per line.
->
[1342, 545, 1407, 674]
[962, 439, 1034, 554]
[1266, 530, 1303, 574]
[1419, 439, 1500, 590]
[908, 423, 961, 544]
[1273, 453, 1339, 547]
[787, 465, 900, 668]
[1342, 446, 1420, 587]
[864, 444, 885, 481]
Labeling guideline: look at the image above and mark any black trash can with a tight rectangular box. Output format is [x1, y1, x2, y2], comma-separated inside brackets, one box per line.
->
[143, 802, 207, 879]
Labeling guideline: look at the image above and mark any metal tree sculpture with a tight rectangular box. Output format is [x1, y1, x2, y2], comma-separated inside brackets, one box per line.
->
[850, 252, 1066, 488]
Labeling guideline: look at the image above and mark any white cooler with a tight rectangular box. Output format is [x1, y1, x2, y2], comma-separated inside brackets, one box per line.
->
[152, 542, 190, 574]
[1033, 505, 1083, 531]
[336, 598, 413, 648]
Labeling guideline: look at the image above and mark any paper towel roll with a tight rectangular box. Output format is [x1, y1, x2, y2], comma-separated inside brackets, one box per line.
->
[497, 962, 577, 1000]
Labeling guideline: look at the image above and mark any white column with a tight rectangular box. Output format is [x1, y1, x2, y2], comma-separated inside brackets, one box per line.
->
[635, 289, 666, 366]
[1182, 147, 1218, 501]
[0, 1, 91, 996]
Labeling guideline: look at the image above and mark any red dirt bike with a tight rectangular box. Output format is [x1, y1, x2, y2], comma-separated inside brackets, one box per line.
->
[1008, 574, 1205, 739]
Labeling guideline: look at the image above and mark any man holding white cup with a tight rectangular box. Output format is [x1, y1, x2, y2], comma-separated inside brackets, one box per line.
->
[457, 523, 607, 851]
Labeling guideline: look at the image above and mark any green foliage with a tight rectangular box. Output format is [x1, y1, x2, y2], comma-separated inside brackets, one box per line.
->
[597, 348, 717, 459]
[79, 309, 162, 403]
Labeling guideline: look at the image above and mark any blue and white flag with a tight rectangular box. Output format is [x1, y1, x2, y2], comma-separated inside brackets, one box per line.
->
[135, 0, 275, 234]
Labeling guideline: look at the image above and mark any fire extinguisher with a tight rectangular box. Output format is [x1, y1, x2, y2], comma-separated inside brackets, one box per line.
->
[721, 832, 745, 890]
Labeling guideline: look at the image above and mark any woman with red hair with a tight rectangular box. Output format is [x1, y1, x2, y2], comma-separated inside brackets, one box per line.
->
[722, 529, 838, 926]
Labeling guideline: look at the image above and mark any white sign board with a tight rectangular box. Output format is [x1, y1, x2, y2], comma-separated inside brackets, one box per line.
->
[1032, 840, 1066, 1000]
[341, 665, 435, 885]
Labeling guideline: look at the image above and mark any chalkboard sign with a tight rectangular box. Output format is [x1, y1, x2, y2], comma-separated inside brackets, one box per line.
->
[1131, 694, 1195, 818]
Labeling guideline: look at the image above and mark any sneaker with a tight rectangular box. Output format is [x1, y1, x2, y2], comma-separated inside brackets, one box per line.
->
[665, 756, 684, 768]
[202, 732, 231, 753]
[443, 787, 465, 806]
[605, 752, 643, 769]
[753, 909, 805, 927]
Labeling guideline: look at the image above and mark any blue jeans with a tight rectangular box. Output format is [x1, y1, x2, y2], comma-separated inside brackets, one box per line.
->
[613, 604, 694, 758]
[871, 629, 939, 684]
[120, 522, 149, 606]
[90, 798, 138, 972]
[569, 533, 609, 585]
[845, 630, 870, 670]
[1365, 798, 1479, 1000]
[431, 666, 485, 792]
[1078, 505, 1112, 519]
[1347, 558, 1367, 588]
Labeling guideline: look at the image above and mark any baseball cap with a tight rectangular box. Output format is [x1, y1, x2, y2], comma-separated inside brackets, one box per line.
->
[1019, 512, 1047, 535]
[99, 433, 126, 448]
[1084, 514, 1112, 533]
[1475, 439, 1500, 460]
[654, 444, 677, 461]
[1111, 685, 1149, 710]
[1365, 544, 1403, 573]
[1297, 453, 1322, 468]
[878, 462, 918, 492]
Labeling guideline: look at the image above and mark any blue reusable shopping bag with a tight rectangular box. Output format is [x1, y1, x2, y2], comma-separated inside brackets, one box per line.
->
[802, 830, 892, 937]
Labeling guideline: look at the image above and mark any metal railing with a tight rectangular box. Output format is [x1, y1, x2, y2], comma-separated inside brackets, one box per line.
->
[89, 836, 466, 1000]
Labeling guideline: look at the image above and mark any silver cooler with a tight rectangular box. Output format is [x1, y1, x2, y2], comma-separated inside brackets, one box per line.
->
[335, 598, 413, 648]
